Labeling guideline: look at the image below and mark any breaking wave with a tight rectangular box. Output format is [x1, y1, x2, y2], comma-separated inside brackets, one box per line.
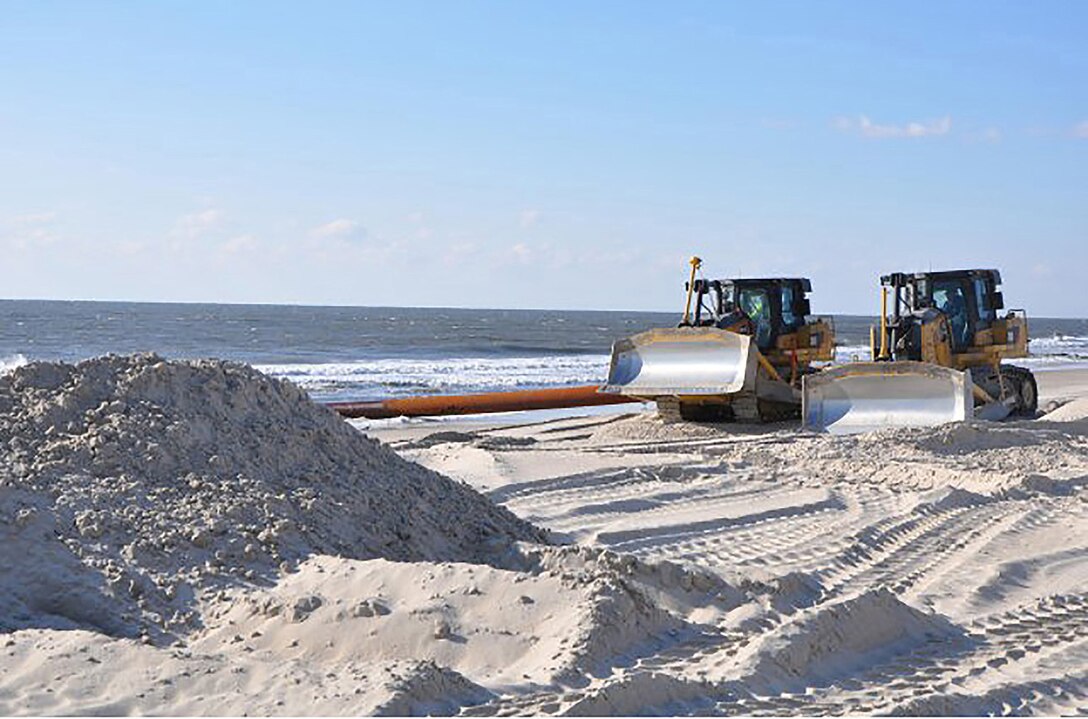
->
[834, 334, 1088, 370]
[255, 354, 613, 401]
[0, 354, 28, 375]
[265, 333, 1088, 401]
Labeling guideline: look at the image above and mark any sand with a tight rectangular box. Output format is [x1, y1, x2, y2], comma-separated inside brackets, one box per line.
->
[371, 368, 1088, 715]
[3, 359, 1088, 715]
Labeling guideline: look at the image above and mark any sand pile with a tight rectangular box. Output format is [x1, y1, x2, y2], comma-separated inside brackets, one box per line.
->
[698, 419, 1088, 494]
[1, 539, 748, 715]
[0, 627, 496, 716]
[0, 354, 545, 642]
[587, 413, 734, 445]
[191, 547, 744, 691]
[1041, 396, 1088, 423]
[732, 589, 964, 693]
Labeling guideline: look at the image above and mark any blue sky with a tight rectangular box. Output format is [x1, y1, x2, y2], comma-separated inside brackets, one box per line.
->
[1, 1, 1086, 315]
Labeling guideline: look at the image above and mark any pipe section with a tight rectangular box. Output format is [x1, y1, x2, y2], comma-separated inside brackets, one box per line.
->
[328, 384, 641, 419]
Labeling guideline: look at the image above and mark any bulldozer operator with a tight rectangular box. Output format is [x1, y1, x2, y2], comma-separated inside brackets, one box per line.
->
[738, 288, 773, 348]
[932, 281, 971, 351]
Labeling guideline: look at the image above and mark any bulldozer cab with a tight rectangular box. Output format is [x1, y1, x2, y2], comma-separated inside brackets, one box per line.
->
[883, 270, 1006, 357]
[683, 278, 813, 352]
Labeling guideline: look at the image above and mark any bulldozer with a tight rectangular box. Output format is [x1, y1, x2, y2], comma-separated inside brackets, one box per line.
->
[802, 268, 1037, 434]
[600, 257, 835, 422]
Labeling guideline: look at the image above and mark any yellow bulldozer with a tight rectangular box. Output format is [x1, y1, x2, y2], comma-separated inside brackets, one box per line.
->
[600, 257, 835, 422]
[802, 269, 1037, 433]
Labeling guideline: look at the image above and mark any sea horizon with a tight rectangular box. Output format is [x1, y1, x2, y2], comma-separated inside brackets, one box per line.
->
[3, 298, 1087, 403]
[4, 296, 1088, 323]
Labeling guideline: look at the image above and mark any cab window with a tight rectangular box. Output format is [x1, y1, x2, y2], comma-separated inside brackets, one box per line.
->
[738, 288, 773, 349]
[780, 285, 800, 330]
[932, 280, 971, 350]
[974, 278, 996, 324]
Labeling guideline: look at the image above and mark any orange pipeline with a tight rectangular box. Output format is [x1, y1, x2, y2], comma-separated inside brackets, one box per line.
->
[327, 384, 640, 419]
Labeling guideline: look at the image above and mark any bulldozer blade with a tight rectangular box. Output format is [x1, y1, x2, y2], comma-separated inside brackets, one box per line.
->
[802, 361, 972, 434]
[599, 328, 757, 398]
[974, 401, 1012, 422]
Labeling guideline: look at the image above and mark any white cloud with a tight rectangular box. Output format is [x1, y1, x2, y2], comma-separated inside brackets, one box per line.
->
[6, 227, 57, 249]
[510, 242, 533, 264]
[834, 115, 952, 139]
[165, 208, 225, 253]
[11, 211, 57, 225]
[831, 116, 854, 132]
[1074, 121, 1088, 138]
[3, 211, 60, 249]
[441, 240, 479, 267]
[1024, 125, 1053, 137]
[519, 209, 541, 229]
[181, 209, 223, 230]
[310, 218, 364, 241]
[172, 209, 224, 240]
[220, 234, 259, 255]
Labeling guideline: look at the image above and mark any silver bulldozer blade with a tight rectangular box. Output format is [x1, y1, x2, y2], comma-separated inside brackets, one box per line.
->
[802, 361, 973, 434]
[599, 327, 758, 398]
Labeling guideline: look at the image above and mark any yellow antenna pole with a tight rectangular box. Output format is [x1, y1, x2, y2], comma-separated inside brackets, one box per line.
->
[878, 286, 889, 359]
[682, 256, 702, 324]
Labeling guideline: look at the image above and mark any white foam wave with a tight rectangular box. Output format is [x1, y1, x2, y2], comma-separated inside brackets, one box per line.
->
[1011, 356, 1088, 372]
[1, 354, 28, 375]
[833, 334, 1088, 368]
[256, 332, 1088, 400]
[834, 345, 874, 363]
[1030, 334, 1088, 350]
[255, 354, 612, 399]
[1028, 335, 1088, 367]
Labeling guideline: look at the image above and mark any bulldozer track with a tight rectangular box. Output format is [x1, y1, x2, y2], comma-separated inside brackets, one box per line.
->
[396, 388, 1088, 717]
[818, 497, 1024, 597]
[464, 591, 1088, 717]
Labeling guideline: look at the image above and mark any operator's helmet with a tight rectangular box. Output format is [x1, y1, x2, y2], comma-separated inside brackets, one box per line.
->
[741, 292, 767, 319]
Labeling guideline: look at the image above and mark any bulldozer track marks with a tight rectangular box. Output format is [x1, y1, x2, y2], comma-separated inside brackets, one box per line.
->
[818, 499, 1025, 598]
[450, 415, 1088, 716]
[597, 493, 847, 556]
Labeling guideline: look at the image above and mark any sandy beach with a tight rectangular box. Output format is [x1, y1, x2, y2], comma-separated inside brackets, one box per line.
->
[2, 359, 1088, 715]
[5, 0, 1086, 713]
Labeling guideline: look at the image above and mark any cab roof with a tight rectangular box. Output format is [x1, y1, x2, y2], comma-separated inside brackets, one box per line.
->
[881, 269, 1002, 286]
[707, 278, 813, 292]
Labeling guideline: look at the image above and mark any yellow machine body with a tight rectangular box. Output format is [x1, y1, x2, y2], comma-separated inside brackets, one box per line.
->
[804, 269, 1036, 434]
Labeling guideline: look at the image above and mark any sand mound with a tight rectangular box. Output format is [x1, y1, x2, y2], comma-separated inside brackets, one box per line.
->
[369, 662, 496, 716]
[0, 628, 493, 716]
[1042, 396, 1088, 423]
[0, 354, 546, 641]
[514, 546, 748, 680]
[588, 413, 732, 445]
[733, 589, 964, 693]
[193, 547, 734, 690]
[0, 542, 746, 716]
[560, 672, 721, 716]
[702, 419, 1088, 494]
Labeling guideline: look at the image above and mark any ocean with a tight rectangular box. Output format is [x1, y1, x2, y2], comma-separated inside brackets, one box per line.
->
[2, 300, 1087, 402]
